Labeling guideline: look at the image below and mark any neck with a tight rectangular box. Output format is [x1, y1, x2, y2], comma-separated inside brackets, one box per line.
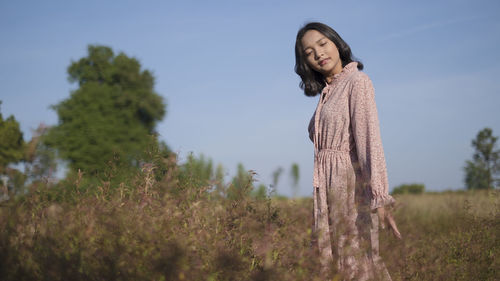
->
[324, 63, 344, 84]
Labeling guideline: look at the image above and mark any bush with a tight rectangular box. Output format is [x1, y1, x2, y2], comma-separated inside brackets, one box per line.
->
[391, 183, 425, 195]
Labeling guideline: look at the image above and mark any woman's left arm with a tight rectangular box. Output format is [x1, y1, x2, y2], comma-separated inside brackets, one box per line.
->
[349, 73, 395, 210]
[349, 74, 401, 238]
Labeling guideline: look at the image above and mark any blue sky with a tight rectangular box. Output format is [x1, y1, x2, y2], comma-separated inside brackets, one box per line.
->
[1, 0, 499, 196]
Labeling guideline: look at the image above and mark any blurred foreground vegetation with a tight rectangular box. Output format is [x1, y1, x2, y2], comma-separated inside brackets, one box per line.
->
[0, 154, 498, 280]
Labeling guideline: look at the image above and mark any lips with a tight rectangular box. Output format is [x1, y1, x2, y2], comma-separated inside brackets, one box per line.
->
[319, 58, 330, 66]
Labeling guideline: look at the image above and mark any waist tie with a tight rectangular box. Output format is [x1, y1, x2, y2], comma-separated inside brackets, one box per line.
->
[313, 148, 349, 187]
[316, 148, 349, 156]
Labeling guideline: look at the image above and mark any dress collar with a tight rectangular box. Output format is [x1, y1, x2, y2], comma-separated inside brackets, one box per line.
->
[325, 61, 358, 86]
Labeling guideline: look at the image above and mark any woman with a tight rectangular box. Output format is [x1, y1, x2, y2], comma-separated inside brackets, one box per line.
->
[295, 22, 401, 280]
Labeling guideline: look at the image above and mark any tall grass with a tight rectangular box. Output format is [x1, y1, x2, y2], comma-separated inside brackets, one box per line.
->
[383, 191, 499, 280]
[0, 155, 498, 280]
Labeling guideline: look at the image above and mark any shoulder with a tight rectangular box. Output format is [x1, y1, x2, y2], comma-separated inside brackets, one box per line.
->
[348, 70, 375, 99]
[348, 70, 372, 87]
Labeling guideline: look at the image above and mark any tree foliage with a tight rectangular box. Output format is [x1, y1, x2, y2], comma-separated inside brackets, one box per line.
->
[213, 164, 225, 197]
[178, 153, 214, 189]
[227, 163, 254, 200]
[464, 128, 500, 189]
[391, 183, 425, 195]
[290, 163, 300, 197]
[24, 124, 57, 183]
[271, 166, 283, 189]
[0, 101, 25, 173]
[45, 45, 166, 174]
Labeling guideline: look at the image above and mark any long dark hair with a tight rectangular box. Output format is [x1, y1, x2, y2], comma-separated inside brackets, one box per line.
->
[295, 22, 363, 97]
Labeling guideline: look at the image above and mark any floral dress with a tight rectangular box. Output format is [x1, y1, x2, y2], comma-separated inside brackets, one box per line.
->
[308, 62, 394, 280]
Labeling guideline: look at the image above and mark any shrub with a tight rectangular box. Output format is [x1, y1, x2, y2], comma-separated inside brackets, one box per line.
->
[391, 183, 425, 195]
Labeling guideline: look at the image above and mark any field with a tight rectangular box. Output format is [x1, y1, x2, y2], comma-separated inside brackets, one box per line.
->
[0, 162, 498, 281]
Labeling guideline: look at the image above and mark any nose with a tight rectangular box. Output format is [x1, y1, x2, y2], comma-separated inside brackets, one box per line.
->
[314, 49, 322, 60]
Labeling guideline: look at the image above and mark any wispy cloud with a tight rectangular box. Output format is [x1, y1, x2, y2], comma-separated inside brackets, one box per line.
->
[378, 15, 485, 42]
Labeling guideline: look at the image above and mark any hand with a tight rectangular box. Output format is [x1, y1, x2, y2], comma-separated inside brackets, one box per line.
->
[377, 207, 402, 240]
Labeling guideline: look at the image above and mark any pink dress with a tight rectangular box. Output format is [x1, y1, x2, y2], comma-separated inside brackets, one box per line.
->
[308, 62, 394, 280]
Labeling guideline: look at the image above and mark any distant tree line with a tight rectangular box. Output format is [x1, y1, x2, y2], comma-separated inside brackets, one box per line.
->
[391, 183, 425, 195]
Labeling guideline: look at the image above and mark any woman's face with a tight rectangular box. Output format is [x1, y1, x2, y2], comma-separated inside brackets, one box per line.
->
[301, 30, 343, 80]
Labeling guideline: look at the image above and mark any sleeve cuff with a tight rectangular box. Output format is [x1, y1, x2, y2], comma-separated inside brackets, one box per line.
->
[371, 194, 395, 210]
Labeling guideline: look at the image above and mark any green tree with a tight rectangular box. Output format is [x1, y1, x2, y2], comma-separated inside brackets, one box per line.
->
[24, 124, 57, 183]
[0, 101, 25, 173]
[252, 184, 268, 200]
[227, 163, 254, 200]
[178, 153, 214, 189]
[0, 102, 25, 199]
[290, 163, 300, 197]
[271, 167, 283, 189]
[464, 128, 500, 189]
[45, 45, 166, 174]
[213, 164, 226, 197]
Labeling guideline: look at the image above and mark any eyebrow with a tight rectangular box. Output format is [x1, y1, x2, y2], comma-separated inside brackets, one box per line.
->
[303, 37, 327, 52]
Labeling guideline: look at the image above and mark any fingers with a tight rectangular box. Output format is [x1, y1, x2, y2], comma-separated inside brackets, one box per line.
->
[377, 207, 402, 239]
[386, 213, 402, 240]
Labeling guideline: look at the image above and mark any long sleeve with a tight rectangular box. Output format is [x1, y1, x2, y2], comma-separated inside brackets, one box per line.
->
[349, 74, 395, 210]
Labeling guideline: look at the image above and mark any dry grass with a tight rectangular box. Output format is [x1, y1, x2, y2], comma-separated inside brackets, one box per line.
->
[383, 190, 499, 280]
[0, 158, 498, 280]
